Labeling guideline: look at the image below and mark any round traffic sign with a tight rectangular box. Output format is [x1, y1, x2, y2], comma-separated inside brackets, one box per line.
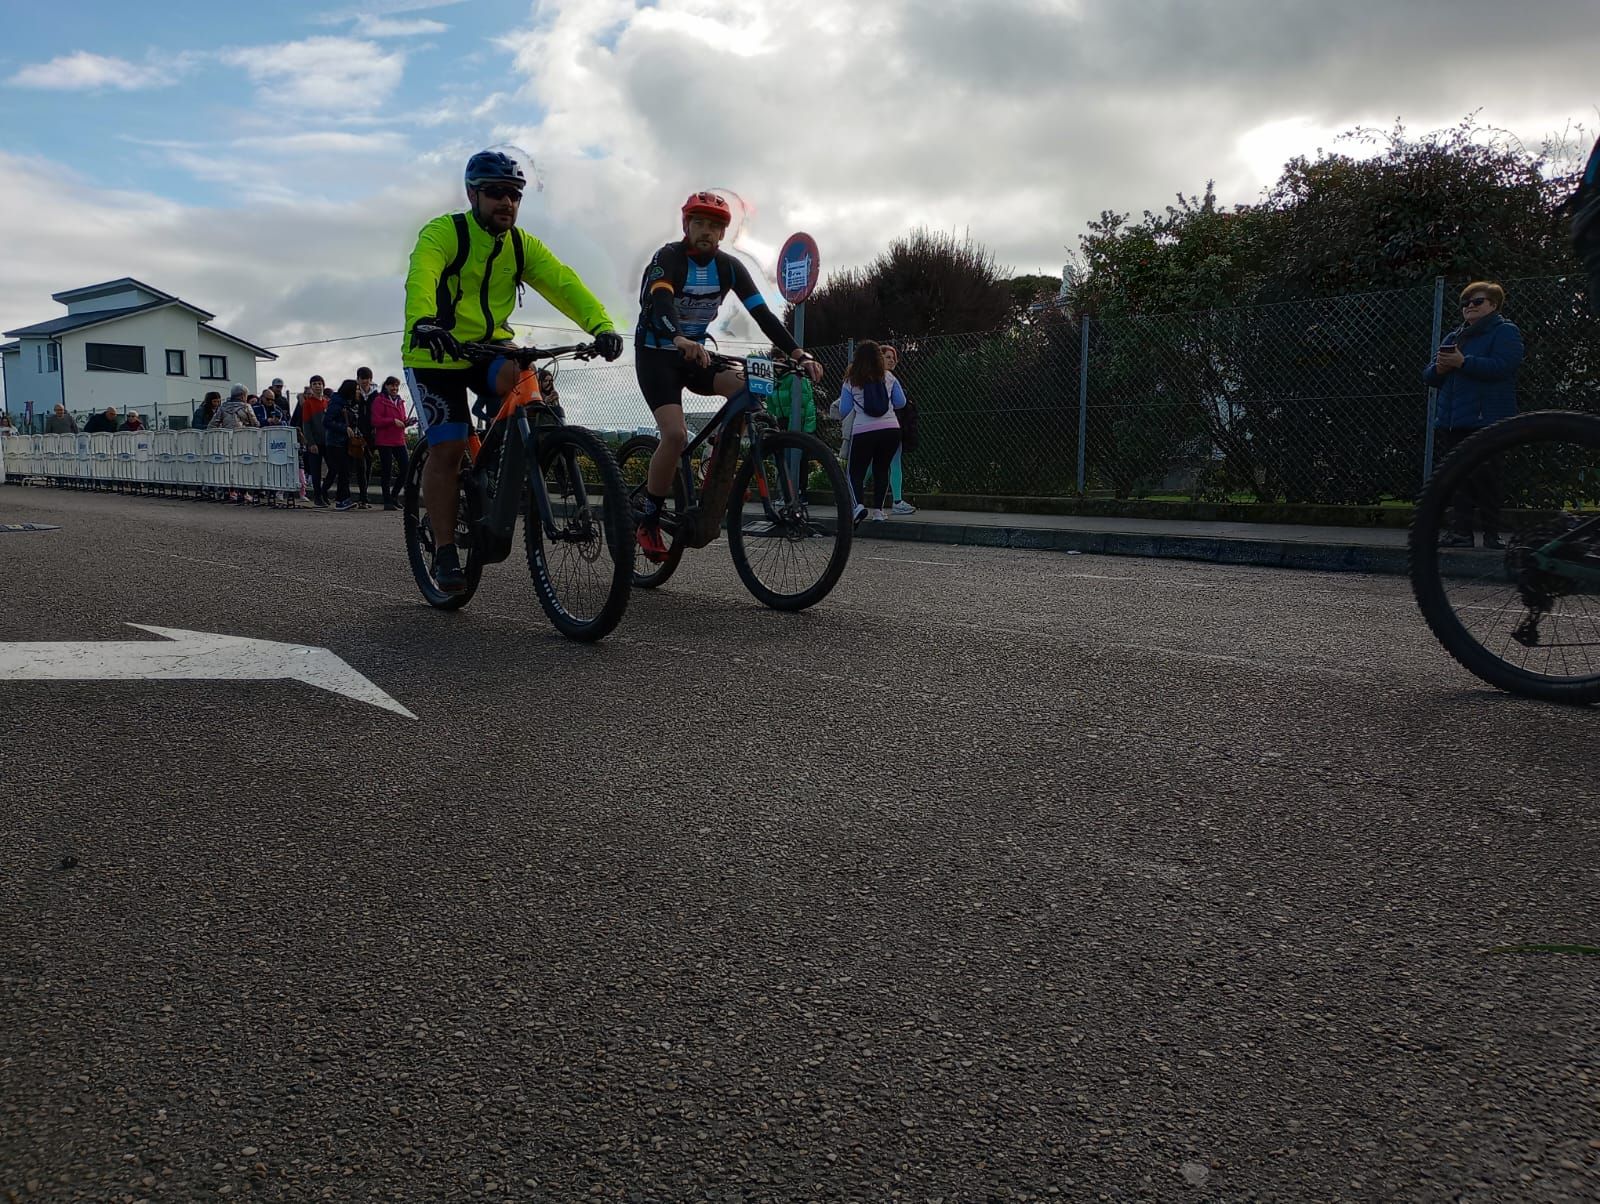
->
[777, 232, 821, 305]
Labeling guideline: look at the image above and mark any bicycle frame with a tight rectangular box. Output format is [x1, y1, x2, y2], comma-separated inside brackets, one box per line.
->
[467, 349, 597, 555]
[1531, 511, 1600, 587]
[673, 363, 807, 526]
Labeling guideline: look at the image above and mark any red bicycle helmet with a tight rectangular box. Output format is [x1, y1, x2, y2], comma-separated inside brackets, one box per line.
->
[681, 190, 732, 226]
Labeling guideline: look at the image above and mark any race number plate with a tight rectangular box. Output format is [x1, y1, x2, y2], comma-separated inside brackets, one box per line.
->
[745, 355, 776, 397]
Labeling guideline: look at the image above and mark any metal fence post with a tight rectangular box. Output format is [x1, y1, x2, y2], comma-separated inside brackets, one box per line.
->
[1076, 317, 1090, 495]
[1422, 276, 1445, 482]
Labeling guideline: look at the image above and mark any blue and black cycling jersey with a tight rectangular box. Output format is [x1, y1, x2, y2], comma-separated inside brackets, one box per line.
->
[635, 242, 799, 355]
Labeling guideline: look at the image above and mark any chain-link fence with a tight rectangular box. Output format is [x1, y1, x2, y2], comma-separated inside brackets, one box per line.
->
[820, 273, 1593, 507]
[21, 277, 1588, 507]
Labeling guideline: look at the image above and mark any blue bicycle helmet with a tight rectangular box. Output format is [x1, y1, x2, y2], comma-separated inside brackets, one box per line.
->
[464, 150, 527, 191]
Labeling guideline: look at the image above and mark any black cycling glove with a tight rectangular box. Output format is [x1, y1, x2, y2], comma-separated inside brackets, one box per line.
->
[410, 317, 462, 363]
[594, 331, 625, 362]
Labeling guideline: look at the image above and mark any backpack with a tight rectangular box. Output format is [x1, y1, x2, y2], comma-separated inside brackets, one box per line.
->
[859, 377, 890, 418]
[435, 212, 526, 333]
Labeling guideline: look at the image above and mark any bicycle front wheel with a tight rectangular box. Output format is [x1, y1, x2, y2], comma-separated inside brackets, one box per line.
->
[727, 430, 853, 610]
[404, 442, 484, 610]
[1409, 410, 1600, 704]
[525, 425, 633, 642]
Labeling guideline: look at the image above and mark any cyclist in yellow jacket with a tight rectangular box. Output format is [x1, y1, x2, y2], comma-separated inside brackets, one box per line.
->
[403, 149, 623, 592]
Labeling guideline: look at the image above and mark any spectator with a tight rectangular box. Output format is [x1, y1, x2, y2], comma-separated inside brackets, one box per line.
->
[1423, 280, 1524, 549]
[537, 367, 559, 409]
[45, 403, 79, 434]
[370, 375, 412, 510]
[290, 376, 331, 507]
[256, 387, 288, 427]
[350, 367, 378, 509]
[120, 412, 145, 432]
[84, 407, 118, 433]
[209, 384, 260, 429]
[0, 412, 13, 433]
[765, 344, 817, 433]
[880, 345, 917, 515]
[323, 378, 359, 511]
[837, 339, 908, 524]
[194, 392, 221, 430]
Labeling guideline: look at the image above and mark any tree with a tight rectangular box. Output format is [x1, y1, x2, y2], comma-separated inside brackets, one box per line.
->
[792, 229, 1017, 344]
[1068, 118, 1594, 504]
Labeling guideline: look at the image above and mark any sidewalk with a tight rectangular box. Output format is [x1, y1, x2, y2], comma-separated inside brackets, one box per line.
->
[853, 506, 1476, 576]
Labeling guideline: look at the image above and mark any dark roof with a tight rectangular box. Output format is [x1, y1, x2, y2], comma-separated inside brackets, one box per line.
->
[51, 277, 182, 308]
[201, 324, 278, 361]
[3, 301, 168, 339]
[0, 341, 19, 354]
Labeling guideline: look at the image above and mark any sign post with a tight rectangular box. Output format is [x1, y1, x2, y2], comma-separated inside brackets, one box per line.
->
[776, 233, 821, 482]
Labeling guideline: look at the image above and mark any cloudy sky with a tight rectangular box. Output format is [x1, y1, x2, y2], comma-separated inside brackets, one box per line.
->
[0, 0, 1594, 409]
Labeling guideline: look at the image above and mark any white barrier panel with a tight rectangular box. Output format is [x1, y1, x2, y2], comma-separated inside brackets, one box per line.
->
[152, 431, 178, 488]
[263, 428, 298, 494]
[89, 432, 114, 481]
[176, 430, 203, 488]
[8, 426, 309, 495]
[202, 429, 231, 488]
[0, 432, 7, 484]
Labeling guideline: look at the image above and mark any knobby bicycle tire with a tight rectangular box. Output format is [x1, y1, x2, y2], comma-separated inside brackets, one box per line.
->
[1409, 409, 1600, 704]
[524, 425, 633, 642]
[404, 442, 483, 611]
[726, 429, 853, 611]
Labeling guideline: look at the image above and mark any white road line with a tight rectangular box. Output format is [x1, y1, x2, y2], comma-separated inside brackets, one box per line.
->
[133, 549, 246, 572]
[868, 555, 959, 567]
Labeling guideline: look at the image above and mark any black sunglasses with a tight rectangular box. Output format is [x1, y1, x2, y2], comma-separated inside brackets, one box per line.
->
[1462, 296, 1490, 309]
[477, 184, 522, 201]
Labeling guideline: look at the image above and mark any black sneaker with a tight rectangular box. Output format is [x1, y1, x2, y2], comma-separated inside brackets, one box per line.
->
[433, 544, 467, 593]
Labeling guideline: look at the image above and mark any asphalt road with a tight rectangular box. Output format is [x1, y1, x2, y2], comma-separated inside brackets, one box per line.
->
[2, 485, 1597, 1204]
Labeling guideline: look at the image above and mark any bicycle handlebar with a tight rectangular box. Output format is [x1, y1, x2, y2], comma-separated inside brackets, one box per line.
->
[456, 341, 598, 365]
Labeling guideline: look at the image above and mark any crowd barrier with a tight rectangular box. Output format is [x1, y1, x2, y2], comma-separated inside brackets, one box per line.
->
[0, 428, 303, 496]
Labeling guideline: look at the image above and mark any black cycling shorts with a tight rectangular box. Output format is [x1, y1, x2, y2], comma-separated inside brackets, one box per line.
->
[407, 362, 498, 446]
[635, 347, 722, 413]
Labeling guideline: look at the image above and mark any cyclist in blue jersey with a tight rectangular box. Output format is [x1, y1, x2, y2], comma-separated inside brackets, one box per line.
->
[633, 190, 822, 560]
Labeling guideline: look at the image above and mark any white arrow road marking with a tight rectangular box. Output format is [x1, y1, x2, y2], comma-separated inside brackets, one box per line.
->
[0, 624, 416, 718]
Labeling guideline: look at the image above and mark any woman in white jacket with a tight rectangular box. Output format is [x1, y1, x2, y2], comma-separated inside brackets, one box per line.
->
[835, 340, 907, 523]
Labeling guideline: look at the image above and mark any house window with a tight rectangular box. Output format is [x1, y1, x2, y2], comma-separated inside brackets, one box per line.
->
[199, 354, 228, 380]
[36, 343, 60, 373]
[166, 349, 186, 376]
[85, 343, 147, 374]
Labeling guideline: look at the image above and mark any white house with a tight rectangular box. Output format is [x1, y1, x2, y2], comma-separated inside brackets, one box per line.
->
[1, 278, 277, 429]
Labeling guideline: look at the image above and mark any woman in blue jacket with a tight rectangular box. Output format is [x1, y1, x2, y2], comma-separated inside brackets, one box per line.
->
[1422, 281, 1524, 548]
[323, 379, 358, 511]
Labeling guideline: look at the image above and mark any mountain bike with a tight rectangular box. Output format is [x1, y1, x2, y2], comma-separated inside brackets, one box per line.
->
[615, 352, 853, 610]
[1409, 409, 1600, 703]
[403, 341, 633, 641]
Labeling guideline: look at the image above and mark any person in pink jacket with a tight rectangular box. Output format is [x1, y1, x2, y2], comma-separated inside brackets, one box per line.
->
[370, 376, 414, 511]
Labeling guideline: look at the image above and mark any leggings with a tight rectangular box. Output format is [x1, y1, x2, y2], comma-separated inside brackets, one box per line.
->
[379, 446, 409, 504]
[324, 446, 351, 502]
[865, 446, 905, 504]
[849, 427, 902, 509]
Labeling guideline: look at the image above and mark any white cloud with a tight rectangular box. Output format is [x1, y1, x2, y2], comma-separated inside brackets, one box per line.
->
[233, 130, 409, 155]
[8, 51, 174, 91]
[353, 15, 448, 37]
[221, 37, 405, 113]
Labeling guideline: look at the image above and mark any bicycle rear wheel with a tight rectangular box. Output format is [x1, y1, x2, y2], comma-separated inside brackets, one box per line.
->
[1409, 410, 1600, 704]
[404, 442, 484, 610]
[615, 434, 687, 589]
[525, 425, 633, 641]
[726, 430, 853, 610]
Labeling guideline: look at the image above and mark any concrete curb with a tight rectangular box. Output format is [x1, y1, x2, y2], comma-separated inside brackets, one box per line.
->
[853, 519, 1478, 577]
